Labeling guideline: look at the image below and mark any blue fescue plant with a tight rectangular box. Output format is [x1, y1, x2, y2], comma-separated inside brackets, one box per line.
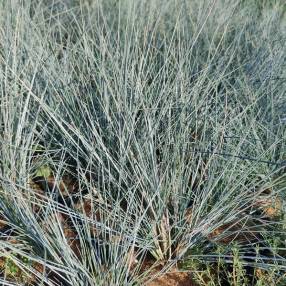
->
[0, 0, 285, 285]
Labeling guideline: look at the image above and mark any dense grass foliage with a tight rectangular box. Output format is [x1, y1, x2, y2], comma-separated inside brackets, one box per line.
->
[0, 1, 285, 285]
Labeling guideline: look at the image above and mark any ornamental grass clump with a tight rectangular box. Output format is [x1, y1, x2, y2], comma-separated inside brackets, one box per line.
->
[0, 0, 285, 285]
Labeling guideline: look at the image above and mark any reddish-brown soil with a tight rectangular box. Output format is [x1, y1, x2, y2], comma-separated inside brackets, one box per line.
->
[140, 260, 197, 286]
[145, 271, 196, 286]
